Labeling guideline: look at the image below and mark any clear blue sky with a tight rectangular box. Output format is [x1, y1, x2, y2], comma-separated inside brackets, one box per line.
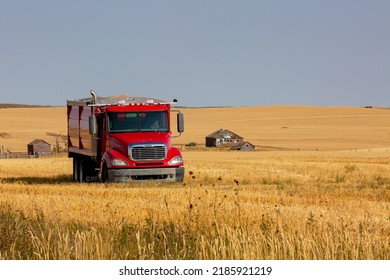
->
[1, 0, 389, 107]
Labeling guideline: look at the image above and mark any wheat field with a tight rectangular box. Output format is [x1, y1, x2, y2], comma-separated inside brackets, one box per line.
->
[2, 106, 390, 152]
[0, 106, 389, 259]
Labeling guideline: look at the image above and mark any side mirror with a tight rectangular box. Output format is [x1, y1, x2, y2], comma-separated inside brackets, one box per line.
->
[177, 112, 184, 133]
[89, 115, 98, 135]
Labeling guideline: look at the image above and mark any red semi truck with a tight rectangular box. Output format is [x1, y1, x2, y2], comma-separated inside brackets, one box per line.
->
[67, 90, 184, 183]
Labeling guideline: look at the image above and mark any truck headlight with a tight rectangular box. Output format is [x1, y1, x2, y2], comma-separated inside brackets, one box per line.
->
[169, 156, 183, 165]
[111, 159, 128, 166]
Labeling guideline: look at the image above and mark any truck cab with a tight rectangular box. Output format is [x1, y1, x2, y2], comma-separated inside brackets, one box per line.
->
[67, 91, 184, 183]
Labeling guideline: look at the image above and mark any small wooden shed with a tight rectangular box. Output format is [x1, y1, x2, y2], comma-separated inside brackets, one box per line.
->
[27, 139, 52, 157]
[205, 129, 244, 147]
[230, 141, 256, 151]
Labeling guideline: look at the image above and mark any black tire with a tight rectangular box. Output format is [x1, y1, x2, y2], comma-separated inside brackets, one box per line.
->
[73, 158, 79, 182]
[79, 159, 85, 183]
[100, 162, 109, 183]
[79, 159, 94, 183]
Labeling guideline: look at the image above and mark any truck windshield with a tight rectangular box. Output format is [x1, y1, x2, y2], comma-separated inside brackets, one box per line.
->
[108, 111, 169, 132]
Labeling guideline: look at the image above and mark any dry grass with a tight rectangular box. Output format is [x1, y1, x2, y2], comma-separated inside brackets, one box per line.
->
[0, 150, 389, 260]
[0, 105, 389, 259]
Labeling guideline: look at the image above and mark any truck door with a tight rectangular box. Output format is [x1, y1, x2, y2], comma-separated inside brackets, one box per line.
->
[97, 114, 107, 158]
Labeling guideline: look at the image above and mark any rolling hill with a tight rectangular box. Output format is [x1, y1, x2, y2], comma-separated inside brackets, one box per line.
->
[1, 105, 390, 152]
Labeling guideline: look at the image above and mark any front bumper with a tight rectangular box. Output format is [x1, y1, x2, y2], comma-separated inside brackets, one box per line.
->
[108, 167, 184, 183]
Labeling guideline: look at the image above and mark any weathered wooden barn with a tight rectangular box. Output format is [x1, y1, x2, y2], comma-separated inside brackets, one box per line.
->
[27, 139, 52, 157]
[205, 129, 244, 147]
[230, 141, 256, 151]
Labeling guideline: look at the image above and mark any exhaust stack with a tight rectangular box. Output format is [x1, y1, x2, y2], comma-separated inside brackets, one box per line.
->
[90, 90, 97, 105]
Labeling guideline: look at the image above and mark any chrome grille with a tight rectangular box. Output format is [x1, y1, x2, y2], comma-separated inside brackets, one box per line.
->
[130, 144, 166, 161]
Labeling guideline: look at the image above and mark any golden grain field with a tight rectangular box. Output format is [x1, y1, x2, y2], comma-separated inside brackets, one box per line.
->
[0, 150, 389, 260]
[0, 106, 389, 260]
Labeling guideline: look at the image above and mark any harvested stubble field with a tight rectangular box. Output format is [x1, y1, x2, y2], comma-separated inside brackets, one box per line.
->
[2, 105, 390, 152]
[0, 105, 389, 260]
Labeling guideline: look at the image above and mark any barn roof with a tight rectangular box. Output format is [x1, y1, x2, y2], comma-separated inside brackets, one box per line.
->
[206, 129, 243, 139]
[28, 139, 51, 146]
[230, 141, 255, 150]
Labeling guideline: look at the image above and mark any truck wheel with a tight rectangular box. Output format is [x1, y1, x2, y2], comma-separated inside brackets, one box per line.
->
[100, 163, 109, 183]
[79, 159, 88, 183]
[73, 158, 79, 182]
[79, 160, 85, 183]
